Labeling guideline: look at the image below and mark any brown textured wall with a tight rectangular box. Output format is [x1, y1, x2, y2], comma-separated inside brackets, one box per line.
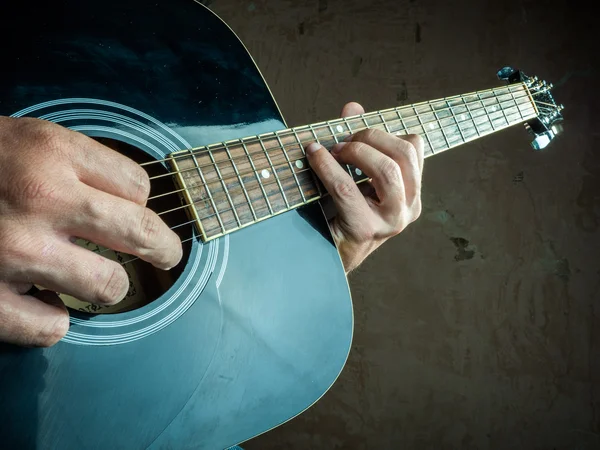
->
[205, 0, 599, 448]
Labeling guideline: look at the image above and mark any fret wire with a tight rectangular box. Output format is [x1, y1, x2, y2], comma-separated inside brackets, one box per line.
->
[165, 92, 538, 204]
[463, 96, 482, 137]
[395, 108, 409, 135]
[412, 105, 436, 154]
[156, 90, 534, 185]
[445, 99, 467, 142]
[188, 148, 226, 233]
[340, 118, 360, 179]
[429, 104, 451, 148]
[143, 83, 530, 172]
[310, 123, 344, 182]
[208, 148, 242, 227]
[476, 92, 496, 131]
[224, 143, 257, 221]
[199, 94, 535, 199]
[495, 91, 511, 127]
[198, 171, 322, 227]
[172, 99, 534, 230]
[240, 139, 274, 215]
[258, 136, 290, 208]
[327, 122, 354, 178]
[291, 128, 323, 197]
[377, 111, 392, 133]
[275, 134, 306, 202]
[507, 87, 525, 121]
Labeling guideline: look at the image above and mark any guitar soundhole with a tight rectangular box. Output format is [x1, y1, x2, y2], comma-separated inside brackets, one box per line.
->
[60, 138, 194, 315]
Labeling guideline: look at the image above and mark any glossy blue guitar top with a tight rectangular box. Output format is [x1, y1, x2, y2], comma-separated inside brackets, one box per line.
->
[0, 1, 353, 449]
[0, 1, 564, 449]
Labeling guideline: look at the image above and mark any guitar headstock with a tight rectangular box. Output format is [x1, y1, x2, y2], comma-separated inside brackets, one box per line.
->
[497, 66, 564, 150]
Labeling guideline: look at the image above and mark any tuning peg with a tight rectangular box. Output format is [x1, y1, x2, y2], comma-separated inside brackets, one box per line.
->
[551, 123, 563, 135]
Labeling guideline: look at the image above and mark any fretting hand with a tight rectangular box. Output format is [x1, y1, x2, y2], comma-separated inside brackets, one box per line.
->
[0, 117, 182, 347]
[305, 102, 424, 273]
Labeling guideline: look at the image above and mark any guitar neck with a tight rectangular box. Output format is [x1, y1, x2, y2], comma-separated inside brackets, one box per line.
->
[170, 82, 538, 241]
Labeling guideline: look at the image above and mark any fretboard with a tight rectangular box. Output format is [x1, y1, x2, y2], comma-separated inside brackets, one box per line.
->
[170, 82, 537, 241]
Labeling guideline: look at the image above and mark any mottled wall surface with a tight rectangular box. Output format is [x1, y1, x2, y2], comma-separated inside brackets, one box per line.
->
[206, 0, 599, 448]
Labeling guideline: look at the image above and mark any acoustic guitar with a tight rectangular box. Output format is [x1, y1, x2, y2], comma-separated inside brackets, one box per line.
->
[0, 1, 563, 449]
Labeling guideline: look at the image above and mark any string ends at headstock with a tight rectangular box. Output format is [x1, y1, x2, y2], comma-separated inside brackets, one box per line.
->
[497, 66, 564, 150]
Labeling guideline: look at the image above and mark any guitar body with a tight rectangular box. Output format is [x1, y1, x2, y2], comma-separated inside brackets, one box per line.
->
[0, 1, 353, 449]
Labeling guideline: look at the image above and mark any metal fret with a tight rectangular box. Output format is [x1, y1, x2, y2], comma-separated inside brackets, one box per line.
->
[258, 136, 290, 209]
[496, 92, 511, 127]
[327, 122, 354, 178]
[446, 99, 467, 142]
[327, 122, 340, 143]
[506, 87, 525, 121]
[341, 117, 354, 134]
[476, 92, 496, 131]
[412, 106, 436, 154]
[308, 124, 320, 143]
[429, 104, 451, 149]
[377, 111, 392, 133]
[240, 139, 274, 215]
[275, 133, 306, 202]
[224, 143, 257, 221]
[207, 148, 241, 227]
[462, 97, 482, 137]
[360, 114, 370, 130]
[292, 128, 322, 197]
[188, 148, 225, 233]
[395, 108, 409, 135]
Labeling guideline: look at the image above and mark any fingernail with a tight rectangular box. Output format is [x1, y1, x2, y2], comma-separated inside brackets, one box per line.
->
[306, 142, 321, 155]
[331, 142, 347, 154]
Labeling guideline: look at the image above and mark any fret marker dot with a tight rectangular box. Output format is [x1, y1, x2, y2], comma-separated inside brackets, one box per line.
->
[355, 168, 362, 176]
[460, 114, 466, 121]
[428, 123, 435, 130]
[295, 160, 304, 169]
[261, 169, 270, 179]
[336, 125, 344, 133]
[395, 131, 402, 136]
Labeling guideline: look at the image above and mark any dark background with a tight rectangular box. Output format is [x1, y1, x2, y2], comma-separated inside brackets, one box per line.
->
[205, 1, 598, 448]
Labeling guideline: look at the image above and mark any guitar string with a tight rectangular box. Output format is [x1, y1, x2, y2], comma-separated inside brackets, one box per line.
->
[93, 88, 555, 263]
[144, 92, 536, 198]
[152, 105, 536, 222]
[145, 96, 536, 208]
[95, 99, 536, 259]
[137, 82, 549, 170]
[100, 103, 538, 263]
[144, 89, 536, 184]
[167, 105, 538, 226]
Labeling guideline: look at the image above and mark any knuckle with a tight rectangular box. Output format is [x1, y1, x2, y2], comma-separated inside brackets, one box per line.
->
[25, 121, 65, 155]
[331, 177, 357, 199]
[349, 141, 369, 156]
[35, 310, 70, 347]
[357, 128, 379, 142]
[404, 134, 424, 152]
[378, 159, 403, 185]
[132, 165, 151, 203]
[0, 229, 36, 270]
[15, 174, 58, 203]
[83, 196, 110, 222]
[136, 209, 161, 252]
[96, 264, 128, 305]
